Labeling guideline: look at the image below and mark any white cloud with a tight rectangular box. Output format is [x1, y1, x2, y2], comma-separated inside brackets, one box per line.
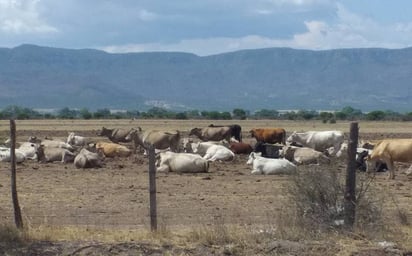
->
[100, 2, 412, 56]
[0, 0, 57, 34]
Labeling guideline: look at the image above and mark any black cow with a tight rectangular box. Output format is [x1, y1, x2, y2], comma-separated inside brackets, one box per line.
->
[253, 142, 283, 159]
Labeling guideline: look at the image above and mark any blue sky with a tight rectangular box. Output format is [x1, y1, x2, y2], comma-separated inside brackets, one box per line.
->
[1, 0, 412, 56]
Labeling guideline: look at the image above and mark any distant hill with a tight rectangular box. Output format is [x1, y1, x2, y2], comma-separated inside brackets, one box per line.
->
[0, 44, 411, 112]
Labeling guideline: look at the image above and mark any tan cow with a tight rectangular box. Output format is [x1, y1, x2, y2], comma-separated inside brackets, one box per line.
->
[282, 145, 330, 165]
[125, 127, 180, 153]
[36, 145, 75, 163]
[367, 139, 412, 179]
[94, 141, 131, 158]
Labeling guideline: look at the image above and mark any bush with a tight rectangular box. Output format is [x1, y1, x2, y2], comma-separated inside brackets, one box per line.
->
[286, 163, 385, 237]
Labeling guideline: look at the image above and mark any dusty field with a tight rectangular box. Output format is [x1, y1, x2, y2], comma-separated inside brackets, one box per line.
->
[0, 119, 412, 255]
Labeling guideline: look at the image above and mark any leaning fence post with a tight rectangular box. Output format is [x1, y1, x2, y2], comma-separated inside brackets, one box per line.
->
[148, 145, 157, 231]
[10, 119, 23, 229]
[344, 122, 358, 229]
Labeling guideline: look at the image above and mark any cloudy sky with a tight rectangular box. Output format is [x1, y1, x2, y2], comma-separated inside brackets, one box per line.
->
[1, 0, 412, 56]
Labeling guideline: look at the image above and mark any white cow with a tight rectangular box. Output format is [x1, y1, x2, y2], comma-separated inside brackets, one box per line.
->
[0, 147, 26, 163]
[187, 141, 229, 155]
[67, 132, 88, 147]
[203, 144, 235, 161]
[156, 151, 209, 173]
[17, 142, 39, 160]
[286, 131, 344, 156]
[247, 152, 297, 175]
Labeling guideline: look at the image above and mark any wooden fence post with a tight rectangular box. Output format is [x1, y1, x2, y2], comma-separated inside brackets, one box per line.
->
[10, 119, 23, 229]
[148, 145, 157, 231]
[344, 122, 358, 229]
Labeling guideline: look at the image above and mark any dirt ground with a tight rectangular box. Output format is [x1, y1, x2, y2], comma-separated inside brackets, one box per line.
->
[0, 120, 412, 255]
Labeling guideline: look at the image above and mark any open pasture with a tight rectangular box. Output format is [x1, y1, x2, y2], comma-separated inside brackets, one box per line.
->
[0, 119, 411, 243]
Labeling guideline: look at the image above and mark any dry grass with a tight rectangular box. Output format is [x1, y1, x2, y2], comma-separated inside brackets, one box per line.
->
[1, 119, 412, 134]
[1, 119, 412, 254]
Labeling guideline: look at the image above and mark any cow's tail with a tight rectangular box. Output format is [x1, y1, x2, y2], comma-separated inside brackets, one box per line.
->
[282, 130, 286, 145]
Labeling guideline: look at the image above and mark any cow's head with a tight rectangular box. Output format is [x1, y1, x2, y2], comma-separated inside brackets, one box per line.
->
[189, 128, 201, 136]
[249, 130, 256, 138]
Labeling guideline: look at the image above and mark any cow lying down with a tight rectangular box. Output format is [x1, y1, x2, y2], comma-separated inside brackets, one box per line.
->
[94, 142, 131, 158]
[0, 147, 26, 163]
[247, 152, 297, 175]
[189, 141, 234, 161]
[36, 145, 75, 163]
[282, 145, 330, 165]
[74, 148, 104, 169]
[156, 151, 209, 173]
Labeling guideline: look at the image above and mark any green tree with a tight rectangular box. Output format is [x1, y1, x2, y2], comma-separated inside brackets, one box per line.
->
[366, 110, 386, 120]
[147, 107, 170, 118]
[296, 110, 317, 120]
[79, 108, 92, 120]
[254, 109, 279, 119]
[57, 107, 77, 119]
[232, 108, 247, 120]
[175, 112, 187, 119]
[319, 112, 334, 123]
[93, 108, 111, 119]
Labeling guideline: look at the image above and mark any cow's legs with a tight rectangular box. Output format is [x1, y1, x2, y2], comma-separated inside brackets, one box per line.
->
[386, 160, 396, 179]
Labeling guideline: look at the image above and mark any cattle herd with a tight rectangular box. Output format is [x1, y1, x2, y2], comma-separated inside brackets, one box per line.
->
[1, 123, 412, 180]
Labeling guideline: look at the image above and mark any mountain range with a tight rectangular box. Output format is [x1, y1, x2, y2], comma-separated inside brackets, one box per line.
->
[0, 44, 411, 112]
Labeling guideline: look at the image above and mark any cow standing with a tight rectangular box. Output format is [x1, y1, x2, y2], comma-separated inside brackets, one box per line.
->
[286, 130, 344, 156]
[125, 127, 180, 153]
[250, 128, 286, 144]
[367, 139, 412, 179]
[209, 124, 242, 142]
[189, 127, 232, 142]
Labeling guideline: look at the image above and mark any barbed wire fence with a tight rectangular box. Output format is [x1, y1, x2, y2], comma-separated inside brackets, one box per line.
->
[1, 122, 359, 233]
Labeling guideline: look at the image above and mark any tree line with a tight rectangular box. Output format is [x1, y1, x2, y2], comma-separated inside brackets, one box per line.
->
[1, 105, 412, 122]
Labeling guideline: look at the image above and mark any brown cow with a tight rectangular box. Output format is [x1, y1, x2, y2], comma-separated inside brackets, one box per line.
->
[249, 128, 286, 144]
[229, 142, 253, 154]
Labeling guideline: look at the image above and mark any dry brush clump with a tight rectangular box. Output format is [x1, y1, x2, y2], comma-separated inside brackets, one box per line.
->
[283, 160, 389, 239]
[0, 224, 27, 253]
